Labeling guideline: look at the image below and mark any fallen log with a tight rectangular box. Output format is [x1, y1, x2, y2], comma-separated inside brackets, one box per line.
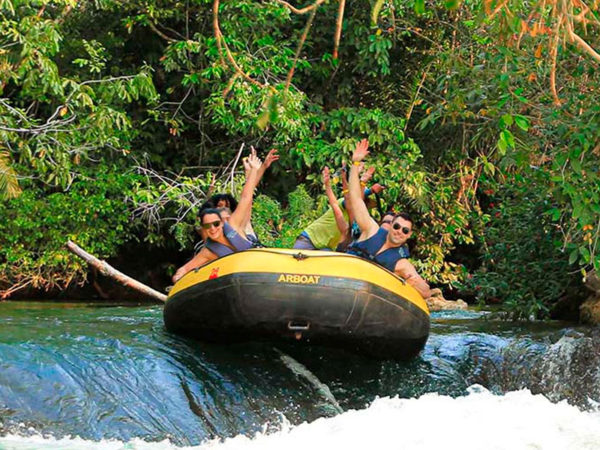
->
[66, 240, 167, 302]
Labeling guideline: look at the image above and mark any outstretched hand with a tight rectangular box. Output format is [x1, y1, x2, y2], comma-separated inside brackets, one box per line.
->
[263, 148, 279, 169]
[360, 166, 376, 184]
[247, 150, 262, 170]
[370, 183, 385, 194]
[207, 175, 216, 196]
[352, 138, 370, 163]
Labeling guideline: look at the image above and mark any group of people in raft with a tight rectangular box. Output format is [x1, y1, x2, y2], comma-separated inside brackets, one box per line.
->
[172, 139, 432, 298]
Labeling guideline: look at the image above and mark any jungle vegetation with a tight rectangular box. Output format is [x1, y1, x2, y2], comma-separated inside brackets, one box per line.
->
[1, 0, 599, 319]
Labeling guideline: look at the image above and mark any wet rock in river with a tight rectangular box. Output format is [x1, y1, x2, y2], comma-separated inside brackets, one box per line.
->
[580, 270, 600, 325]
[425, 288, 468, 311]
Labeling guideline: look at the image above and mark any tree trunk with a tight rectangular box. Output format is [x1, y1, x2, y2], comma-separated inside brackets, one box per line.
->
[66, 241, 167, 302]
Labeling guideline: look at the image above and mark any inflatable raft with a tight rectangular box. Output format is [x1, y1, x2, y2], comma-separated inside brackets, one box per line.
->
[164, 248, 430, 359]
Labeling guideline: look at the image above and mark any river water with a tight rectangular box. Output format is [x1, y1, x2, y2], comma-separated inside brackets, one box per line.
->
[1, 302, 600, 449]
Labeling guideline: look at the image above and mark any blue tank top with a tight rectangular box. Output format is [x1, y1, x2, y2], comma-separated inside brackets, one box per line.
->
[205, 222, 254, 257]
[347, 227, 410, 272]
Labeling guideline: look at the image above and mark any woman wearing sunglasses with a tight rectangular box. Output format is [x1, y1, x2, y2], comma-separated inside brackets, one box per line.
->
[345, 139, 431, 299]
[171, 151, 268, 283]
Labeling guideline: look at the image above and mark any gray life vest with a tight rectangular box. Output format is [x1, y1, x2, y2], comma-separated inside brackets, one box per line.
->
[205, 222, 254, 257]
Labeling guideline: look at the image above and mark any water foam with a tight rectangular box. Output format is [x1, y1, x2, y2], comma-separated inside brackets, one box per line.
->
[2, 387, 600, 450]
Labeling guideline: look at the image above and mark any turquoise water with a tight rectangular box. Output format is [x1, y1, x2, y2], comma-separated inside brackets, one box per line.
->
[1, 302, 599, 448]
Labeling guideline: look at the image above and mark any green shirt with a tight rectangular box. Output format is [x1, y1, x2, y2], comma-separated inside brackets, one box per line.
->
[304, 199, 349, 250]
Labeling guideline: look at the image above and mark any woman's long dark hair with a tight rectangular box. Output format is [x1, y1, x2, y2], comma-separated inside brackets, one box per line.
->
[209, 193, 238, 212]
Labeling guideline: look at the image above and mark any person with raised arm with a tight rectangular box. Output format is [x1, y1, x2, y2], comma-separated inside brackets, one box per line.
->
[345, 139, 431, 298]
[293, 162, 384, 251]
[172, 151, 265, 283]
[293, 166, 351, 251]
[241, 147, 279, 242]
[322, 166, 351, 243]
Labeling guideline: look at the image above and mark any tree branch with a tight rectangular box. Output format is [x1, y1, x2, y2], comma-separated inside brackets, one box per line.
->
[285, 6, 318, 90]
[213, 0, 266, 89]
[333, 0, 346, 60]
[273, 0, 326, 15]
[66, 241, 167, 302]
[565, 18, 600, 62]
[549, 14, 562, 105]
[146, 19, 177, 43]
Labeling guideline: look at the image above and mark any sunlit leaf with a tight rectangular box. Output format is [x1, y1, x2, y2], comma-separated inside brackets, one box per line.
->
[514, 115, 530, 131]
[0, 150, 21, 200]
[371, 0, 385, 26]
[501, 114, 513, 128]
[414, 0, 426, 15]
[444, 0, 461, 10]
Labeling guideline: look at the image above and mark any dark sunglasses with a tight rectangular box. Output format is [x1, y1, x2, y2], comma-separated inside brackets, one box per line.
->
[201, 220, 221, 230]
[392, 223, 411, 234]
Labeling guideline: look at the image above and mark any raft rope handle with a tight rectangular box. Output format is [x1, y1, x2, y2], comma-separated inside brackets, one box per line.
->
[244, 248, 407, 284]
[293, 252, 309, 261]
[196, 247, 408, 285]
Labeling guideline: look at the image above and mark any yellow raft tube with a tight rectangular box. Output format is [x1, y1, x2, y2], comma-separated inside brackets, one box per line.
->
[164, 248, 430, 359]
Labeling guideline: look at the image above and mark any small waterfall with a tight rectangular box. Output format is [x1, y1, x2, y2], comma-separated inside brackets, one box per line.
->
[2, 302, 600, 447]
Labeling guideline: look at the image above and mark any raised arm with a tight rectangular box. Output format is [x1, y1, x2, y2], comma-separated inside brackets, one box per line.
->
[323, 167, 349, 235]
[347, 139, 379, 238]
[229, 151, 261, 232]
[241, 147, 278, 230]
[255, 147, 279, 186]
[340, 162, 355, 223]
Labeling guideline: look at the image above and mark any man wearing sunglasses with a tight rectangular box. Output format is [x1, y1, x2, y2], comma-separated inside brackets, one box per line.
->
[345, 139, 431, 299]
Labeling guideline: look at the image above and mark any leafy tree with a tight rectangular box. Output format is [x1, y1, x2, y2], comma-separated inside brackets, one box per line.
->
[0, 168, 140, 297]
[0, 0, 157, 193]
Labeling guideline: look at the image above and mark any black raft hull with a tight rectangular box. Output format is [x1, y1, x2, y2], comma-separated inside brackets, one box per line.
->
[164, 248, 430, 360]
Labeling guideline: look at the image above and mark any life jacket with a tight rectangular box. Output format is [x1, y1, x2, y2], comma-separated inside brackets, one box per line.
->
[347, 227, 410, 272]
[205, 222, 254, 257]
[246, 232, 264, 248]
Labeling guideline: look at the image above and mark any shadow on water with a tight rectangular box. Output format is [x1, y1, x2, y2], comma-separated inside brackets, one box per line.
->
[1, 302, 600, 445]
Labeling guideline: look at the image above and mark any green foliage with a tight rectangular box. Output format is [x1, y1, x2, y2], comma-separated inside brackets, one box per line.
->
[0, 0, 158, 192]
[400, 0, 599, 316]
[464, 173, 585, 319]
[0, 169, 139, 293]
[411, 0, 600, 280]
[0, 150, 20, 199]
[252, 185, 323, 248]
[250, 194, 284, 247]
